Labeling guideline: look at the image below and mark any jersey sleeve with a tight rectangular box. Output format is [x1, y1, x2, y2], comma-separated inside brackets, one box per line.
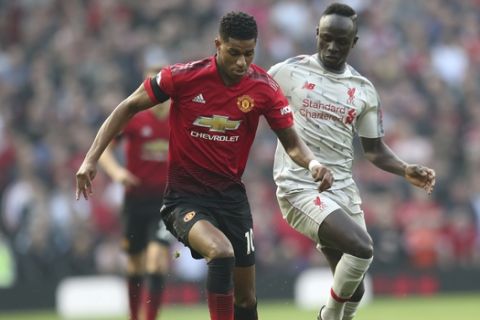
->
[356, 85, 385, 138]
[262, 78, 294, 130]
[267, 62, 289, 94]
[267, 61, 283, 78]
[143, 67, 173, 104]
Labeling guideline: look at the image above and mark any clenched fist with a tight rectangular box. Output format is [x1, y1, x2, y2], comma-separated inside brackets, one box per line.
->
[405, 164, 436, 195]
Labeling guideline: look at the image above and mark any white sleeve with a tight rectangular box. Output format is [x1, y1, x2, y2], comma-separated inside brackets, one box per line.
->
[267, 62, 283, 78]
[356, 86, 384, 138]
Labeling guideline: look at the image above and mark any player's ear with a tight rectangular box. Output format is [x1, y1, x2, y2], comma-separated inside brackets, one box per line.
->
[215, 37, 221, 51]
[352, 35, 359, 48]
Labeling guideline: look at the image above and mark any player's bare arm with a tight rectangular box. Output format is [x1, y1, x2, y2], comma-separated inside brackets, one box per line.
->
[361, 137, 436, 194]
[98, 142, 141, 188]
[76, 83, 157, 200]
[275, 126, 334, 192]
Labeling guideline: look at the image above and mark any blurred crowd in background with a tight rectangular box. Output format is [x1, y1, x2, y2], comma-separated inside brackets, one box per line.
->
[1, 0, 480, 289]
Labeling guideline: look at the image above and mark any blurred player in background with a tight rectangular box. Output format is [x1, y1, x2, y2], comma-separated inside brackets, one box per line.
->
[76, 11, 333, 320]
[98, 64, 171, 320]
[269, 3, 436, 320]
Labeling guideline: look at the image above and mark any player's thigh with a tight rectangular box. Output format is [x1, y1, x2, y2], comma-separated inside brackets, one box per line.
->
[126, 251, 146, 274]
[189, 219, 234, 259]
[233, 265, 256, 306]
[319, 209, 372, 256]
[276, 189, 341, 244]
[161, 202, 233, 259]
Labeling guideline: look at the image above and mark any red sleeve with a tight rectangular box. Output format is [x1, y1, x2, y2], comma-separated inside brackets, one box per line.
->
[143, 67, 174, 104]
[158, 67, 175, 96]
[143, 77, 158, 104]
[263, 87, 294, 130]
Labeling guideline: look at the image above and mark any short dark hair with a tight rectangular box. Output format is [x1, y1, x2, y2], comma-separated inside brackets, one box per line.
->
[219, 11, 258, 41]
[322, 3, 358, 33]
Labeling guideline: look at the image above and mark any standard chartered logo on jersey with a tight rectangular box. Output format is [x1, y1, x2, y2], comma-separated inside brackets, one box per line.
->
[191, 115, 241, 142]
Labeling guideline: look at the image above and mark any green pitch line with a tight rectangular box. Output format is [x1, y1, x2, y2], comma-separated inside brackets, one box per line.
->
[0, 293, 478, 320]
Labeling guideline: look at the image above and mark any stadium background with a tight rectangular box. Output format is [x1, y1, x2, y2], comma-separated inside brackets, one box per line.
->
[0, 0, 479, 314]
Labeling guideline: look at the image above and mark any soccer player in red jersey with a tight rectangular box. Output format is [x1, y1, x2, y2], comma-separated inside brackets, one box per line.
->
[98, 65, 171, 320]
[76, 12, 334, 320]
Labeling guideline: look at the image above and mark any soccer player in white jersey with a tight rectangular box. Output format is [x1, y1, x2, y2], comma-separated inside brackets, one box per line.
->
[268, 3, 436, 320]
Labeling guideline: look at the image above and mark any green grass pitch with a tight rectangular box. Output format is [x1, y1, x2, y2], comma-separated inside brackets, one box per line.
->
[0, 293, 478, 320]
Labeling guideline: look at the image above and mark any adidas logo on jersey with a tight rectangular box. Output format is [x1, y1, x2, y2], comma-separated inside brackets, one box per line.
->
[192, 93, 206, 104]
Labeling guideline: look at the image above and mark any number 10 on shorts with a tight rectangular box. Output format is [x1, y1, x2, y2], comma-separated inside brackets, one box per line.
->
[245, 228, 255, 255]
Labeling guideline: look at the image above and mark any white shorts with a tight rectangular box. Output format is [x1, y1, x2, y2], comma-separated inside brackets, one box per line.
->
[276, 185, 366, 246]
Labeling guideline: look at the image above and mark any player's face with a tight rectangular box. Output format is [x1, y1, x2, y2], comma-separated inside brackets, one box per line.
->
[316, 14, 358, 72]
[215, 37, 256, 85]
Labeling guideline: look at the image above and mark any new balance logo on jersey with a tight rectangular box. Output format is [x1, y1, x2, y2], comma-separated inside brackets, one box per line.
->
[192, 93, 206, 104]
[302, 82, 316, 90]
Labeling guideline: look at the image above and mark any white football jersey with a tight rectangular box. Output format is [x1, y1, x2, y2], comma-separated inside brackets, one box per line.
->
[270, 54, 384, 195]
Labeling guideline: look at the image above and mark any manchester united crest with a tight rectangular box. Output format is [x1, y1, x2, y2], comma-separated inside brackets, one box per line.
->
[237, 95, 255, 113]
[183, 211, 196, 222]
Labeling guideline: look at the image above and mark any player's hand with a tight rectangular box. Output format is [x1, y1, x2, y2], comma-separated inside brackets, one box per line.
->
[114, 168, 141, 188]
[405, 164, 436, 195]
[75, 161, 97, 200]
[311, 164, 334, 192]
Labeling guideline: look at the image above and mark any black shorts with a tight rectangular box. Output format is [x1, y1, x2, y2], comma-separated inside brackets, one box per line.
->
[160, 197, 255, 267]
[122, 198, 172, 254]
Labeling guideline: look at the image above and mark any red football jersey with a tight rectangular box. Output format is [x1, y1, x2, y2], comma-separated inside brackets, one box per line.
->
[122, 109, 169, 199]
[144, 56, 293, 200]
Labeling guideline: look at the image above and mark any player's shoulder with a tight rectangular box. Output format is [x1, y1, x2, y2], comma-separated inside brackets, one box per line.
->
[247, 63, 282, 92]
[169, 56, 213, 77]
[346, 64, 379, 102]
[346, 64, 375, 89]
[283, 54, 312, 66]
[269, 54, 312, 76]
[280, 54, 312, 67]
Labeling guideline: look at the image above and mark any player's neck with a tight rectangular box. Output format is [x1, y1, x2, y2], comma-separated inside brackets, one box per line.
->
[218, 69, 239, 86]
[317, 54, 346, 74]
[215, 57, 242, 87]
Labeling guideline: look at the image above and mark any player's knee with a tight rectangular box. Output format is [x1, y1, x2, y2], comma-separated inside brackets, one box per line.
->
[357, 242, 373, 259]
[205, 241, 235, 260]
[127, 253, 145, 274]
[351, 234, 373, 259]
[145, 258, 169, 274]
[145, 245, 170, 273]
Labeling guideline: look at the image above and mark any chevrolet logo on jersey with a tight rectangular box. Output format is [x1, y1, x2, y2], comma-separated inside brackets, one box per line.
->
[193, 115, 241, 133]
